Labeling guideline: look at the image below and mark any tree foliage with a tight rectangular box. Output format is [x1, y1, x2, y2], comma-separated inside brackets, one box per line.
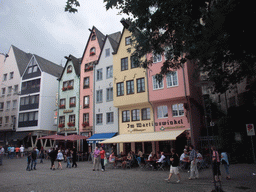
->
[66, 0, 256, 93]
[65, 0, 80, 13]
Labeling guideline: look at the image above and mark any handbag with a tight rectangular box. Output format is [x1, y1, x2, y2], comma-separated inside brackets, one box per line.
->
[104, 158, 107, 166]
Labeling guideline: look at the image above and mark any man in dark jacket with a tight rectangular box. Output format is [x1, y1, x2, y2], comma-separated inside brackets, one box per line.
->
[49, 148, 57, 170]
[31, 147, 37, 170]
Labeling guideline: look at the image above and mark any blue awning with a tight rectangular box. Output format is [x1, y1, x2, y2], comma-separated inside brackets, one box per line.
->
[87, 132, 117, 144]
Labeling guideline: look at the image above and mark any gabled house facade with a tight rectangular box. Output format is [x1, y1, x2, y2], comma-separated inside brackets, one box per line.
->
[57, 55, 80, 136]
[16, 54, 63, 148]
[87, 32, 121, 150]
[79, 27, 105, 144]
[0, 45, 31, 146]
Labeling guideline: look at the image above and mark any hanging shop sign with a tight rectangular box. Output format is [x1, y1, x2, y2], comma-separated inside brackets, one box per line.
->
[60, 128, 76, 132]
[63, 110, 73, 113]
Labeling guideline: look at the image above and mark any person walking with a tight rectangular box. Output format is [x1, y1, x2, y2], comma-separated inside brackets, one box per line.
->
[10, 145, 15, 159]
[56, 150, 64, 170]
[71, 146, 77, 168]
[66, 149, 71, 168]
[26, 152, 32, 171]
[188, 145, 199, 180]
[211, 146, 221, 182]
[49, 148, 57, 170]
[7, 145, 11, 159]
[31, 147, 37, 170]
[20, 145, 24, 158]
[221, 152, 230, 180]
[15, 146, 20, 158]
[100, 147, 106, 172]
[93, 146, 100, 171]
[165, 148, 181, 183]
[39, 147, 45, 163]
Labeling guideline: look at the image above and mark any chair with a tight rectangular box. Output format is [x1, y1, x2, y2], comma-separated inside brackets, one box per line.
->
[126, 160, 132, 169]
[157, 160, 167, 171]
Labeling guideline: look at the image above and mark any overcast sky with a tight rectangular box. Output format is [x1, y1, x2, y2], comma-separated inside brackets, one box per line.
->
[0, 0, 124, 66]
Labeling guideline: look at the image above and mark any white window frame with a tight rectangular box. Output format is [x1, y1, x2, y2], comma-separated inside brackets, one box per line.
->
[153, 53, 162, 63]
[106, 87, 113, 102]
[105, 48, 110, 57]
[106, 112, 114, 124]
[12, 100, 17, 109]
[96, 113, 103, 125]
[152, 75, 164, 90]
[96, 68, 103, 81]
[172, 103, 184, 117]
[157, 105, 168, 119]
[166, 71, 178, 88]
[96, 90, 103, 103]
[106, 66, 113, 79]
[6, 101, 10, 111]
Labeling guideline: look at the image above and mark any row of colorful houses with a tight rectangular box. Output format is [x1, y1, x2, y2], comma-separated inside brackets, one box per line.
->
[0, 20, 204, 154]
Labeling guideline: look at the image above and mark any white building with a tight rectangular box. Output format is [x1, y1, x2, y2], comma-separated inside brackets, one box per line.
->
[87, 32, 121, 152]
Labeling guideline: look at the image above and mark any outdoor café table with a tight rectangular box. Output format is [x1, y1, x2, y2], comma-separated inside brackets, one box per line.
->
[145, 160, 156, 170]
[115, 158, 123, 167]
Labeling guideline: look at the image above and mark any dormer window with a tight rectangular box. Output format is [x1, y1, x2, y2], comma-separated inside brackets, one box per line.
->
[90, 47, 96, 56]
[125, 36, 131, 45]
[91, 34, 96, 41]
[67, 65, 72, 73]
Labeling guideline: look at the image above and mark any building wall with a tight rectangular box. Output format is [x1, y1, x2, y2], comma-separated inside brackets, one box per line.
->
[79, 29, 102, 134]
[0, 46, 21, 131]
[58, 60, 80, 135]
[94, 38, 118, 134]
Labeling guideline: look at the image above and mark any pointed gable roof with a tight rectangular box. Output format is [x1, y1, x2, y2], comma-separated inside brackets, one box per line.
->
[58, 54, 81, 80]
[33, 55, 63, 78]
[12, 45, 32, 76]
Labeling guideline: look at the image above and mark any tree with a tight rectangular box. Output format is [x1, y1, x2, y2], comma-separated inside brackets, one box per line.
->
[66, 0, 256, 93]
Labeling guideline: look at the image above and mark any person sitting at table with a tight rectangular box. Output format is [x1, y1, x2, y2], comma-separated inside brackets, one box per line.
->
[180, 149, 189, 170]
[148, 152, 153, 160]
[109, 152, 116, 168]
[122, 152, 132, 168]
[155, 151, 165, 168]
[137, 149, 144, 165]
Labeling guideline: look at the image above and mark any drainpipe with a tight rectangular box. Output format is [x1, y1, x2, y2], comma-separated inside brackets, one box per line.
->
[146, 68, 155, 132]
[93, 64, 96, 150]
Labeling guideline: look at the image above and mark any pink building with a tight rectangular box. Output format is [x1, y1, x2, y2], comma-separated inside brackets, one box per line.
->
[79, 27, 105, 146]
[147, 53, 204, 150]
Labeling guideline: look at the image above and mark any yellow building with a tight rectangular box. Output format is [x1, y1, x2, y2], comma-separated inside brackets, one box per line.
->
[103, 19, 154, 154]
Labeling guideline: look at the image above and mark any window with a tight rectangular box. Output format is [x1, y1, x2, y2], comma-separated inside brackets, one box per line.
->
[69, 115, 75, 123]
[3, 74, 7, 81]
[131, 56, 139, 68]
[126, 80, 134, 95]
[10, 72, 14, 79]
[0, 102, 4, 111]
[106, 112, 114, 124]
[132, 109, 140, 121]
[12, 100, 17, 109]
[60, 99, 66, 109]
[14, 85, 18, 94]
[83, 77, 89, 88]
[67, 65, 72, 73]
[153, 53, 162, 63]
[122, 110, 130, 122]
[125, 36, 131, 45]
[106, 66, 113, 79]
[5, 116, 9, 124]
[32, 65, 38, 73]
[106, 87, 113, 101]
[172, 104, 184, 117]
[121, 57, 128, 71]
[27, 57, 38, 74]
[96, 90, 103, 103]
[157, 106, 168, 119]
[84, 96, 89, 108]
[166, 71, 178, 87]
[0, 117, 2, 125]
[63, 80, 74, 90]
[59, 116, 65, 124]
[141, 108, 151, 120]
[117, 82, 124, 96]
[91, 34, 96, 41]
[152, 75, 164, 90]
[19, 112, 38, 122]
[83, 113, 89, 123]
[1, 88, 5, 96]
[137, 78, 145, 93]
[96, 114, 103, 125]
[7, 86, 12, 95]
[96, 69, 103, 81]
[105, 48, 110, 57]
[70, 97, 76, 107]
[90, 47, 96, 56]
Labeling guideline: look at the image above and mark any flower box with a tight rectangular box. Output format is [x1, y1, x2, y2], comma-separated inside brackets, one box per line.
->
[58, 123, 64, 128]
[70, 103, 76, 107]
[83, 104, 89, 108]
[62, 87, 67, 91]
[67, 85, 73, 90]
[67, 69, 72, 73]
[59, 104, 65, 109]
[67, 122, 75, 127]
[82, 122, 89, 127]
[90, 52, 95, 56]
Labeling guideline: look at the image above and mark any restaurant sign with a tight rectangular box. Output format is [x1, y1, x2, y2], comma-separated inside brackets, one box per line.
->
[63, 110, 73, 113]
[155, 119, 183, 126]
[127, 121, 154, 129]
[60, 127, 76, 132]
[160, 125, 185, 131]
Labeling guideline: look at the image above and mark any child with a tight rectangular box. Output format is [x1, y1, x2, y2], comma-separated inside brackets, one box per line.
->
[27, 152, 32, 171]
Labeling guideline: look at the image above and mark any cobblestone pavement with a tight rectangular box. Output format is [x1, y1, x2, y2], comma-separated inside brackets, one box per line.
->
[0, 157, 256, 192]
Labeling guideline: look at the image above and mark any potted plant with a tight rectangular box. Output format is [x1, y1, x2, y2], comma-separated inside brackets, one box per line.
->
[82, 122, 89, 127]
[67, 122, 75, 127]
[70, 103, 75, 107]
[67, 85, 73, 90]
[58, 123, 64, 128]
[59, 104, 65, 109]
[90, 52, 95, 56]
[62, 87, 67, 91]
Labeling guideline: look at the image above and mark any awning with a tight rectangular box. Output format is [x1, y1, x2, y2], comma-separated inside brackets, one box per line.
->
[87, 132, 117, 144]
[100, 130, 186, 144]
[7, 132, 32, 141]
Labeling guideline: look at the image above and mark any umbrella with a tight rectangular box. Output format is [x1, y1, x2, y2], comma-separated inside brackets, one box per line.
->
[64, 134, 88, 141]
[37, 134, 66, 140]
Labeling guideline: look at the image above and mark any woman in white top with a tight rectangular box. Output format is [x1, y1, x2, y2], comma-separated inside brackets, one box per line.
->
[56, 150, 64, 170]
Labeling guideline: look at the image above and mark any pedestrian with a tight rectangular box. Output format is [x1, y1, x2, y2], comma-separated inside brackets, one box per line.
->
[71, 146, 77, 168]
[7, 145, 11, 159]
[15, 146, 20, 158]
[211, 146, 221, 182]
[49, 148, 57, 170]
[165, 148, 181, 183]
[10, 145, 15, 159]
[93, 146, 100, 171]
[66, 149, 71, 168]
[56, 150, 64, 170]
[99, 147, 106, 172]
[221, 152, 230, 180]
[31, 147, 37, 170]
[188, 145, 199, 180]
[20, 145, 24, 158]
[39, 147, 45, 163]
[26, 152, 32, 171]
